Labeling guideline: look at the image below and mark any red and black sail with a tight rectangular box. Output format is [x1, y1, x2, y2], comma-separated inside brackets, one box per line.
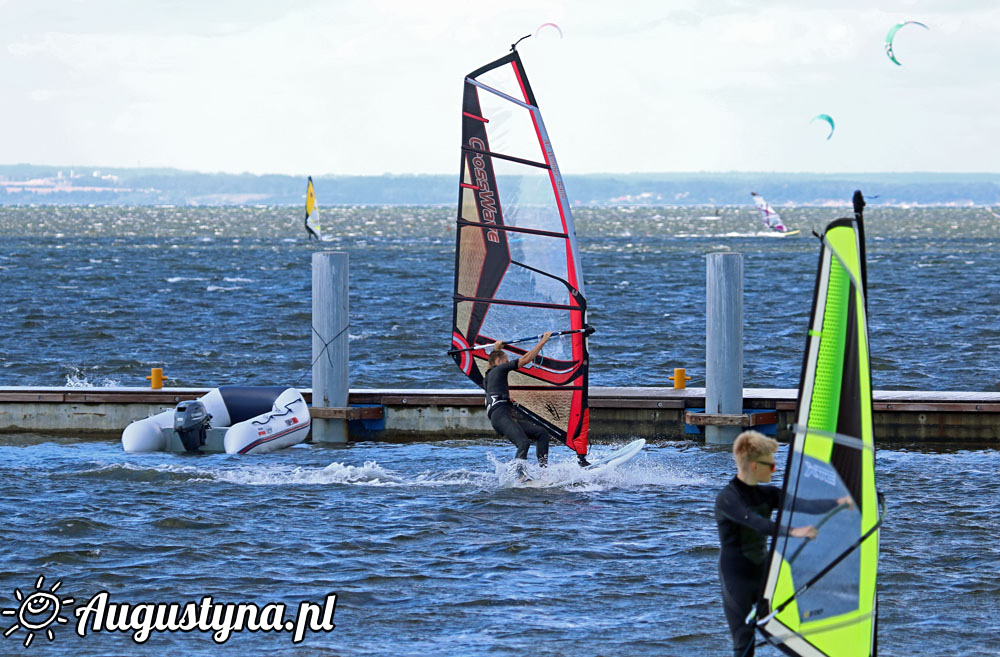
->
[450, 49, 590, 456]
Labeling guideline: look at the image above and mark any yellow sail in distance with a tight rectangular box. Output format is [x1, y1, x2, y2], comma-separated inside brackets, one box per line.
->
[304, 176, 323, 240]
[757, 203, 884, 657]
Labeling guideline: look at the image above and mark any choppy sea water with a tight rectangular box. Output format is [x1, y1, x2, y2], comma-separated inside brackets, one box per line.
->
[0, 436, 996, 656]
[0, 205, 998, 391]
[1, 206, 998, 655]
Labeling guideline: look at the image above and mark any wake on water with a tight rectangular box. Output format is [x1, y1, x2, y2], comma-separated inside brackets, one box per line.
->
[69, 445, 704, 491]
[226, 454, 697, 491]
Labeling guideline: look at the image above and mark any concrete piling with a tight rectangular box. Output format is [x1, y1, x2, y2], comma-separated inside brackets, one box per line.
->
[311, 252, 349, 443]
[705, 252, 744, 445]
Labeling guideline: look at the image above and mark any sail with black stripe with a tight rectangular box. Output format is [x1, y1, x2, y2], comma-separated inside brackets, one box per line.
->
[304, 177, 322, 240]
[449, 46, 590, 457]
[756, 191, 884, 656]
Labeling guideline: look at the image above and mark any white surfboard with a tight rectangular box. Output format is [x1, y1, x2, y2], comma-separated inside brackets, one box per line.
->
[519, 439, 645, 488]
[584, 438, 646, 471]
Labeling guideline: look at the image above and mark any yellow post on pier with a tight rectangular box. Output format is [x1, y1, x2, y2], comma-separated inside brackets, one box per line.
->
[146, 368, 168, 389]
[668, 368, 691, 390]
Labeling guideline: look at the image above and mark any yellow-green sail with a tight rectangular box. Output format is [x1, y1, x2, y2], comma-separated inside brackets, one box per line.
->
[757, 192, 884, 657]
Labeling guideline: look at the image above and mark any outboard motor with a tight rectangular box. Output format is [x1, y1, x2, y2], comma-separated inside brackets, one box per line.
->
[173, 401, 211, 452]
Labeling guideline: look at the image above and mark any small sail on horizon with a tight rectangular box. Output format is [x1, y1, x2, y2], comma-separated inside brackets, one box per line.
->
[304, 177, 330, 241]
[751, 192, 794, 234]
[449, 45, 592, 458]
[755, 191, 884, 657]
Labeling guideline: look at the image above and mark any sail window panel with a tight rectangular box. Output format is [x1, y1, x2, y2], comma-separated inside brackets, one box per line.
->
[475, 85, 546, 165]
[779, 451, 862, 623]
[479, 301, 575, 363]
[504, 233, 570, 290]
[490, 159, 566, 235]
[491, 252, 569, 309]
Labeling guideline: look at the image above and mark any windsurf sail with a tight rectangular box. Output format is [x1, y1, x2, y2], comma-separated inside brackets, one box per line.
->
[304, 177, 324, 240]
[756, 191, 884, 656]
[449, 45, 591, 457]
[751, 192, 790, 233]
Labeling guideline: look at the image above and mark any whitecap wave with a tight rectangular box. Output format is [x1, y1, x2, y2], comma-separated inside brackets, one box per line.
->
[487, 447, 705, 492]
[65, 373, 122, 387]
[195, 460, 428, 487]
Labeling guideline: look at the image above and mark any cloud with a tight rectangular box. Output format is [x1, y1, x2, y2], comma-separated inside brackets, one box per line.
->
[1, 0, 1000, 174]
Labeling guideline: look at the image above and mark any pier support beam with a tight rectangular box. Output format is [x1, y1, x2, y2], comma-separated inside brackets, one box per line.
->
[312, 252, 349, 443]
[705, 253, 744, 445]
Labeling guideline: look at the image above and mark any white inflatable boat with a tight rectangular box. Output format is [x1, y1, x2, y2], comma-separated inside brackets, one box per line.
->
[122, 386, 311, 454]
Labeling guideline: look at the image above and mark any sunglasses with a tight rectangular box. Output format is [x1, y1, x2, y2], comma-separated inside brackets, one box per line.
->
[756, 460, 777, 472]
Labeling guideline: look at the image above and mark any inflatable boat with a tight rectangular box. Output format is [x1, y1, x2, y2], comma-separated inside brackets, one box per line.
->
[122, 386, 311, 454]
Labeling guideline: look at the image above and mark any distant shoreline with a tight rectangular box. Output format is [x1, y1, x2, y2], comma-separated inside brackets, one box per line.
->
[1, 165, 999, 206]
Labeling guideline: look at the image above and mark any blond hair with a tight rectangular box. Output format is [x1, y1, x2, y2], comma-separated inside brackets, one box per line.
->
[733, 430, 778, 469]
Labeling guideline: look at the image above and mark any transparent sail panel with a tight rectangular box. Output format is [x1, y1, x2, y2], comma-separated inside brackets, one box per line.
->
[492, 162, 565, 234]
[480, 299, 574, 363]
[779, 449, 862, 623]
[475, 85, 546, 165]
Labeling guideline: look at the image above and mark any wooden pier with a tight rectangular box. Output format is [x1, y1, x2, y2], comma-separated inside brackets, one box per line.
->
[0, 386, 998, 444]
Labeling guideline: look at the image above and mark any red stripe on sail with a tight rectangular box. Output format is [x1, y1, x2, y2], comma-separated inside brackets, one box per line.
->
[511, 57, 589, 454]
[451, 332, 473, 374]
[511, 62, 580, 295]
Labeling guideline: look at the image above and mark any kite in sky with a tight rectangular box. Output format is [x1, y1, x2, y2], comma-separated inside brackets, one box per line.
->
[885, 21, 929, 66]
[811, 114, 835, 140]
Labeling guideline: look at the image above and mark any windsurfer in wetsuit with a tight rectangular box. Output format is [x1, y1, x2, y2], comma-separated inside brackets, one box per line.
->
[485, 332, 590, 471]
[715, 430, 851, 657]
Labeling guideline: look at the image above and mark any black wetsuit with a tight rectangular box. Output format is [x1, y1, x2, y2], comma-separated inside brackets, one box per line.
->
[715, 477, 839, 657]
[484, 360, 550, 464]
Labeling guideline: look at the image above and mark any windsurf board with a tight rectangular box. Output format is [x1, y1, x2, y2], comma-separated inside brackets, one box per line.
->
[519, 439, 645, 487]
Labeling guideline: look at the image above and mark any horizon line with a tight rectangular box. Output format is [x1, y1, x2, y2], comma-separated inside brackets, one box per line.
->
[2, 164, 1000, 178]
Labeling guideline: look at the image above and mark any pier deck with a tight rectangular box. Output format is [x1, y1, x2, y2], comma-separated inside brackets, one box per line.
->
[1, 386, 998, 444]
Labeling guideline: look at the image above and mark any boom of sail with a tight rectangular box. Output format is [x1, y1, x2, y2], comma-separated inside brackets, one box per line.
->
[449, 48, 590, 457]
[756, 192, 884, 656]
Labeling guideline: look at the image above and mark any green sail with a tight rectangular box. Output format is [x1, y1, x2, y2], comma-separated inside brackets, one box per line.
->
[757, 196, 884, 657]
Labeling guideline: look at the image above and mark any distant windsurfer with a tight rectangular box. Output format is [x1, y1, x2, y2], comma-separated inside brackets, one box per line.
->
[485, 332, 590, 472]
[715, 431, 851, 657]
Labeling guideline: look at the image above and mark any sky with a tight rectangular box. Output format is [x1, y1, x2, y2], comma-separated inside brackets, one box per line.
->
[1, 0, 999, 176]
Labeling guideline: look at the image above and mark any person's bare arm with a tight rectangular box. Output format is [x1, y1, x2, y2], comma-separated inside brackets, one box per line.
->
[517, 332, 552, 367]
[789, 525, 818, 539]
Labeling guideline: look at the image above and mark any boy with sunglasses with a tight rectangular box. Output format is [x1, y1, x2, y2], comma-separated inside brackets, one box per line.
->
[714, 430, 851, 657]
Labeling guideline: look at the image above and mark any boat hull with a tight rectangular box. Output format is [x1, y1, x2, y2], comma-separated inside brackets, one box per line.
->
[121, 386, 310, 454]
